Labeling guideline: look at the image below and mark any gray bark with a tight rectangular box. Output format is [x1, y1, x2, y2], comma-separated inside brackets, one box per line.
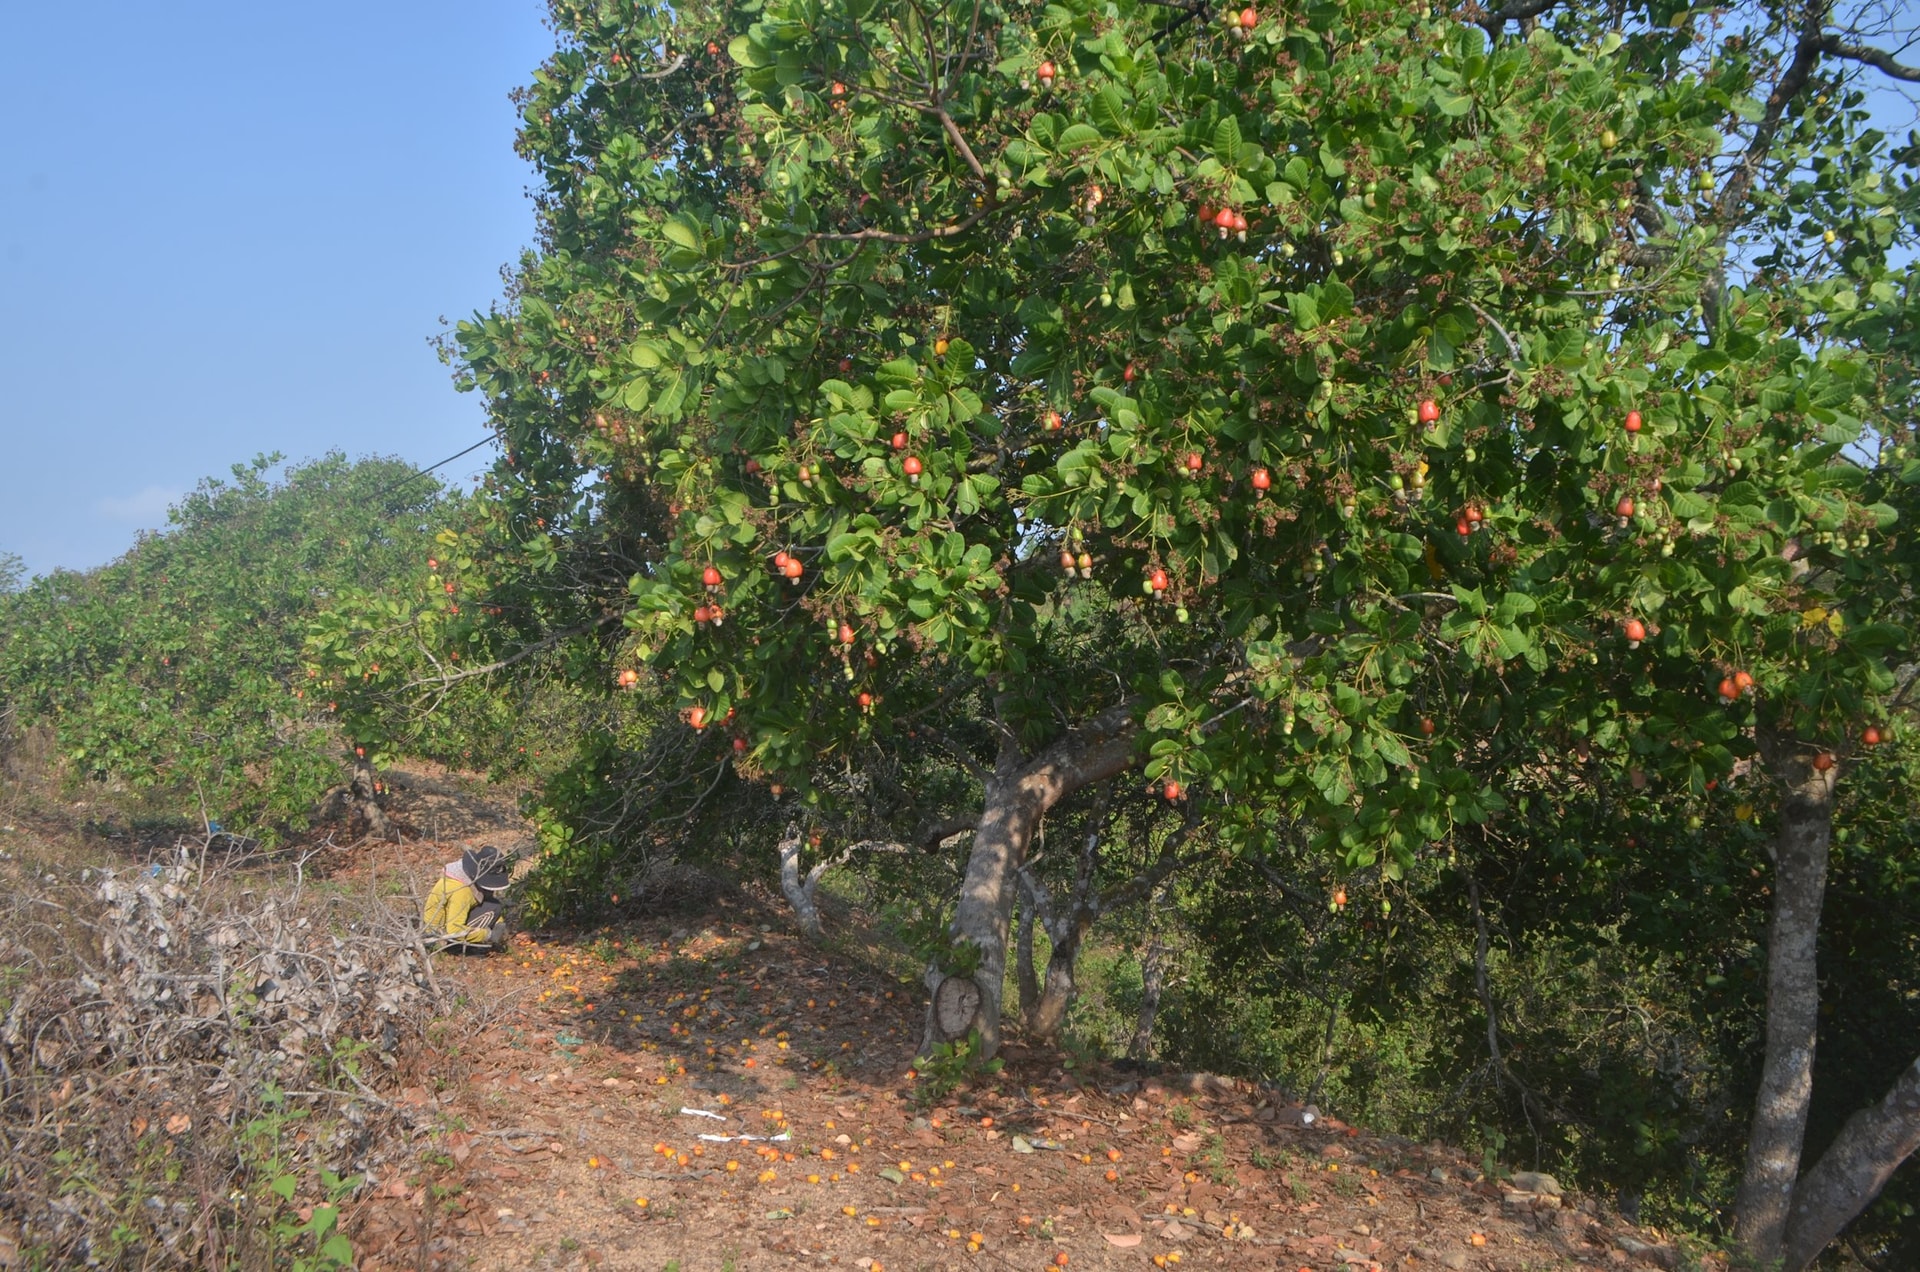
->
[1780, 1056, 1920, 1271]
[1020, 808, 1105, 1044]
[920, 703, 1138, 1059]
[776, 821, 853, 942]
[1734, 736, 1839, 1268]
[1129, 927, 1168, 1061]
[350, 755, 390, 839]
[1020, 802, 1197, 1046]
[1014, 880, 1040, 1023]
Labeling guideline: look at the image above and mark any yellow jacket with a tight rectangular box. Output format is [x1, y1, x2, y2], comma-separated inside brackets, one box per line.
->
[423, 875, 492, 942]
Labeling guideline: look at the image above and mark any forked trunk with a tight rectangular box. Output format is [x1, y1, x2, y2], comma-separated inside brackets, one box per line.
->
[1021, 814, 1106, 1045]
[1027, 942, 1083, 1043]
[921, 705, 1136, 1059]
[1780, 1055, 1920, 1271]
[776, 821, 853, 942]
[1734, 737, 1838, 1268]
[776, 823, 822, 941]
[1020, 808, 1192, 1048]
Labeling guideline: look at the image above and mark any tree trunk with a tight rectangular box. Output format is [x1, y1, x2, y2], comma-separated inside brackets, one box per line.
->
[1026, 813, 1105, 1045]
[921, 704, 1137, 1059]
[1015, 875, 1040, 1027]
[776, 822, 822, 941]
[1780, 1055, 1920, 1272]
[1028, 926, 1087, 1044]
[776, 821, 853, 942]
[1734, 738, 1839, 1268]
[350, 755, 390, 839]
[1129, 934, 1167, 1060]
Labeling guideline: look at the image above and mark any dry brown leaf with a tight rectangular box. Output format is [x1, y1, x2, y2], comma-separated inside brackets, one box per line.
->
[1102, 1233, 1142, 1248]
[164, 1113, 191, 1136]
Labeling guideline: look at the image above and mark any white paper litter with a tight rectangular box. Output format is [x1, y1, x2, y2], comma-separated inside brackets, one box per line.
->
[678, 1108, 727, 1120]
[698, 1131, 791, 1143]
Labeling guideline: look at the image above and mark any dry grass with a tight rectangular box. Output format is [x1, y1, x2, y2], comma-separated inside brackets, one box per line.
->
[0, 774, 498, 1269]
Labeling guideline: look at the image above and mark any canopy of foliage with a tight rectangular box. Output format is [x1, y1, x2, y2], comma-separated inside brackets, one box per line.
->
[0, 454, 473, 838]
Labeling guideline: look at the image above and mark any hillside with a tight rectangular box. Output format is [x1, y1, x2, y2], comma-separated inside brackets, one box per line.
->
[301, 779, 1692, 1272]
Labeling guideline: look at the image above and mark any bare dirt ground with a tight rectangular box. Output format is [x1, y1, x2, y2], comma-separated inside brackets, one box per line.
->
[312, 769, 1702, 1272]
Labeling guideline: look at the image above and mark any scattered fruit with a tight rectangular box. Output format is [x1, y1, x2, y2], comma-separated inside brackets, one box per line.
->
[1864, 725, 1883, 746]
[1813, 751, 1835, 772]
[702, 565, 723, 588]
[1418, 398, 1440, 424]
[904, 456, 924, 483]
[1622, 618, 1646, 644]
[1251, 467, 1271, 494]
[1624, 409, 1642, 434]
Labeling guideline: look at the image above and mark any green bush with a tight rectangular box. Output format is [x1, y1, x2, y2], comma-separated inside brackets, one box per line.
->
[0, 454, 454, 839]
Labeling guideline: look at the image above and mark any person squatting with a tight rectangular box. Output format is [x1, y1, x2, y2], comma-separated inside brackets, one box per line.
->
[423, 846, 511, 950]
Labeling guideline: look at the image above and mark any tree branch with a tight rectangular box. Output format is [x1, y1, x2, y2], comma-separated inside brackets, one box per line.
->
[1477, 0, 1563, 38]
[1704, 0, 1833, 322]
[401, 613, 619, 690]
[1816, 34, 1920, 81]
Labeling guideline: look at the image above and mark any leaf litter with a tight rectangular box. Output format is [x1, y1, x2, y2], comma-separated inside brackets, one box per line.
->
[311, 772, 1694, 1271]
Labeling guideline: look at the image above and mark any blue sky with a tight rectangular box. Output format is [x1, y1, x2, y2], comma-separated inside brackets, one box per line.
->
[0, 2, 554, 576]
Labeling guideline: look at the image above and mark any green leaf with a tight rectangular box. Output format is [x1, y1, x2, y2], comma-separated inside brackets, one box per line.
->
[1213, 116, 1243, 165]
[1056, 123, 1103, 150]
[728, 36, 770, 67]
[661, 214, 705, 253]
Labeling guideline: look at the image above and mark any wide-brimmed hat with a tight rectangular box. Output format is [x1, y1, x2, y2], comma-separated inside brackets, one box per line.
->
[460, 846, 511, 892]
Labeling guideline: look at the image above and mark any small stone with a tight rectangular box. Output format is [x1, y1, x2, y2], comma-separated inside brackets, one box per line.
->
[1351, 1223, 1371, 1235]
[1510, 1170, 1562, 1196]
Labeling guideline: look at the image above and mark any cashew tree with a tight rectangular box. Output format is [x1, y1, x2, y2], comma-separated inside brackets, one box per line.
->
[453, 0, 1920, 1260]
